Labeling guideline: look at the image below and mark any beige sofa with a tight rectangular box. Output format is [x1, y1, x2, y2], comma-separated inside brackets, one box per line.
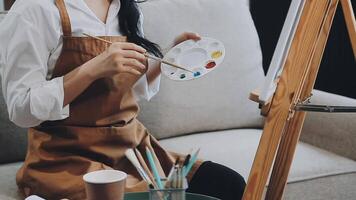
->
[1, 0, 356, 199]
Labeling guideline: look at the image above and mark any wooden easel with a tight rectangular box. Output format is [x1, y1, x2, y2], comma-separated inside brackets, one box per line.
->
[243, 0, 356, 199]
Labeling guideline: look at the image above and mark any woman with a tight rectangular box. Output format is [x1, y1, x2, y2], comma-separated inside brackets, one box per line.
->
[0, 0, 246, 199]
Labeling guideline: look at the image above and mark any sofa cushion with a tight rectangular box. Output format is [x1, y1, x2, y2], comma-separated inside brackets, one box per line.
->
[159, 129, 356, 182]
[0, 91, 27, 164]
[284, 173, 356, 200]
[0, 12, 6, 20]
[138, 0, 265, 139]
[0, 16, 27, 164]
[301, 90, 356, 161]
[0, 162, 23, 200]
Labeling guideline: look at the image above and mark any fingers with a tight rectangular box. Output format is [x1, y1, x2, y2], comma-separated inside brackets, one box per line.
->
[120, 50, 146, 62]
[115, 58, 144, 76]
[119, 58, 147, 72]
[111, 42, 146, 53]
[183, 32, 201, 41]
[117, 58, 146, 72]
[119, 67, 142, 76]
[174, 32, 202, 46]
[109, 43, 147, 65]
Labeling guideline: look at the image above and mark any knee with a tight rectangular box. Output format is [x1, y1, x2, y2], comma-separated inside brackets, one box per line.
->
[196, 161, 246, 199]
[205, 161, 246, 187]
[231, 170, 246, 197]
[215, 162, 246, 197]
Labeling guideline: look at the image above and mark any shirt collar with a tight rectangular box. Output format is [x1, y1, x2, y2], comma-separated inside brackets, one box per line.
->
[65, 0, 121, 24]
[107, 0, 121, 22]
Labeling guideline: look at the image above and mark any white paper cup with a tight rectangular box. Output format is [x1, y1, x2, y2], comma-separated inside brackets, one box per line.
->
[83, 170, 127, 200]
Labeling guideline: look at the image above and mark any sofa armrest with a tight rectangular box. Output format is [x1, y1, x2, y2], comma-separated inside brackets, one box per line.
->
[300, 89, 356, 160]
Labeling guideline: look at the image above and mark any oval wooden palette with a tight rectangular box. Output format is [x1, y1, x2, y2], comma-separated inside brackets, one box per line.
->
[161, 37, 225, 81]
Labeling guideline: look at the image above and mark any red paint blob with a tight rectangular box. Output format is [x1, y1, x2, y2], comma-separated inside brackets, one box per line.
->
[205, 61, 216, 69]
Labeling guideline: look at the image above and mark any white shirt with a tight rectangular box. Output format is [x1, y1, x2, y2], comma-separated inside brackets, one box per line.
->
[0, 0, 161, 128]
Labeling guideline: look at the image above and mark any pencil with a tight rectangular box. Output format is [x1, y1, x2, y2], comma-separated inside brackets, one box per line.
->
[148, 147, 166, 178]
[145, 147, 164, 189]
[183, 148, 200, 177]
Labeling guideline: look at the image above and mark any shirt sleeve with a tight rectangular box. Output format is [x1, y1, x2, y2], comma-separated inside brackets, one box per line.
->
[132, 10, 161, 101]
[132, 58, 161, 101]
[0, 10, 69, 128]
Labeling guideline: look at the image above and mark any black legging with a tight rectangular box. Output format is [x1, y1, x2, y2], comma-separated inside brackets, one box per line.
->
[187, 161, 246, 200]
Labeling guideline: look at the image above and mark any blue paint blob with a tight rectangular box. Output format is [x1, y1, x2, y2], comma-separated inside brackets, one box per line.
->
[170, 72, 175, 75]
[180, 74, 186, 79]
[194, 72, 201, 77]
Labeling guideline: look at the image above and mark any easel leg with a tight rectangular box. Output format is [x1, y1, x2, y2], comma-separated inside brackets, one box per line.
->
[341, 0, 356, 59]
[242, 1, 332, 199]
[265, 1, 340, 199]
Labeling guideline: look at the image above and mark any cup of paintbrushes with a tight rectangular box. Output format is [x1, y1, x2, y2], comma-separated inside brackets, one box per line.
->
[149, 178, 188, 200]
[149, 163, 188, 200]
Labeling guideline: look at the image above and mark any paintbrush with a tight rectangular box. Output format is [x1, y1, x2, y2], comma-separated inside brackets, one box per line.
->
[124, 149, 154, 187]
[144, 53, 194, 73]
[83, 33, 194, 73]
[125, 149, 165, 200]
[165, 158, 180, 188]
[134, 148, 158, 188]
[182, 154, 191, 168]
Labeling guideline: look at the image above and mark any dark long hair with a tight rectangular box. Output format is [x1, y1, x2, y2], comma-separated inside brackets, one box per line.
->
[119, 0, 163, 58]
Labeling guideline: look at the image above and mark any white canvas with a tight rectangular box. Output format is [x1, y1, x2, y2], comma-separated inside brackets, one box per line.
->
[0, 1, 4, 11]
[259, 0, 305, 103]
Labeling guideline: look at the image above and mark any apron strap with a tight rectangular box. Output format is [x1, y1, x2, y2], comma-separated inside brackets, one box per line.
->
[55, 0, 72, 37]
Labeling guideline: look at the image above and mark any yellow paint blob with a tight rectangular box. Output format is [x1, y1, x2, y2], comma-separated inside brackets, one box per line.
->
[211, 51, 223, 59]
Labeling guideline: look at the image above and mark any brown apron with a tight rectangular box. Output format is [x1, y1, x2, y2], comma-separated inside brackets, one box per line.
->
[16, 0, 201, 199]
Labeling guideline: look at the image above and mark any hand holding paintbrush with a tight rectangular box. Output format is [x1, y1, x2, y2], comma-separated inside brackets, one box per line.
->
[83, 33, 194, 73]
[74, 34, 148, 79]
